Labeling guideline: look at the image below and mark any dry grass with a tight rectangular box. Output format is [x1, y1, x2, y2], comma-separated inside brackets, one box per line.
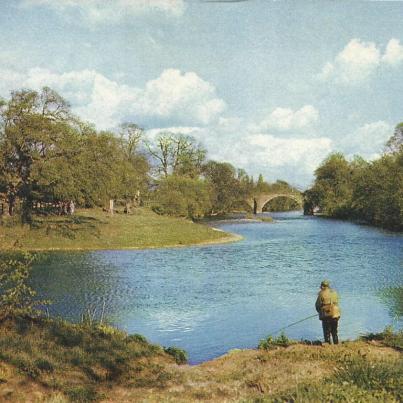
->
[106, 341, 402, 402]
[0, 317, 401, 402]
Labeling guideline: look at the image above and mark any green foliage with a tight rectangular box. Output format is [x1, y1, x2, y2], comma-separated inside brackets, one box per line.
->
[334, 356, 403, 397]
[0, 252, 49, 319]
[361, 326, 403, 350]
[128, 333, 148, 343]
[0, 88, 149, 222]
[304, 145, 403, 230]
[203, 160, 252, 214]
[34, 358, 54, 372]
[65, 385, 99, 402]
[163, 347, 188, 364]
[258, 333, 294, 350]
[153, 175, 212, 219]
[271, 380, 399, 402]
[385, 122, 403, 154]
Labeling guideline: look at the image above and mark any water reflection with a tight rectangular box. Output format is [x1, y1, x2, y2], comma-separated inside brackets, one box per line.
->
[379, 286, 403, 319]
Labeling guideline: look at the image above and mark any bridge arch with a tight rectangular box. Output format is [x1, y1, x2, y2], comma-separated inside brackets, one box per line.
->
[247, 193, 303, 214]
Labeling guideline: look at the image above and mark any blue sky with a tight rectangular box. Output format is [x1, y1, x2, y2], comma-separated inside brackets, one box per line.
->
[1, 0, 403, 187]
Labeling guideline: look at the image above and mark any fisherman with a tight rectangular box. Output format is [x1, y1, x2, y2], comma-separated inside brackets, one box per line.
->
[315, 280, 341, 344]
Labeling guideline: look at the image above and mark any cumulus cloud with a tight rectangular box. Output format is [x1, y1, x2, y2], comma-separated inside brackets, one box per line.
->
[319, 38, 403, 84]
[21, 0, 186, 22]
[382, 38, 403, 66]
[259, 105, 319, 131]
[337, 121, 392, 160]
[136, 69, 226, 125]
[319, 39, 381, 84]
[0, 67, 225, 129]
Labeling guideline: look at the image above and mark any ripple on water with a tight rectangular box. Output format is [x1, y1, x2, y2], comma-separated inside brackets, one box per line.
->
[31, 212, 402, 363]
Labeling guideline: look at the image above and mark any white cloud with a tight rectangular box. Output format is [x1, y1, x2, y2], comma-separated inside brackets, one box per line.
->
[137, 69, 226, 125]
[214, 133, 332, 186]
[259, 105, 319, 131]
[319, 38, 403, 84]
[21, 0, 186, 22]
[319, 39, 381, 84]
[0, 67, 225, 129]
[382, 38, 403, 66]
[338, 121, 392, 159]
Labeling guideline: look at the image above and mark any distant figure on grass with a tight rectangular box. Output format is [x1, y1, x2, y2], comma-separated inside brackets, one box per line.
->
[315, 280, 341, 344]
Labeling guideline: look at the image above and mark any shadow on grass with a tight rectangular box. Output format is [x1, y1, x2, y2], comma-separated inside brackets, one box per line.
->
[31, 215, 104, 240]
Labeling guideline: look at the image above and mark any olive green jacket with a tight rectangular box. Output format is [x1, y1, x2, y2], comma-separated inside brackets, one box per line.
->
[315, 287, 341, 320]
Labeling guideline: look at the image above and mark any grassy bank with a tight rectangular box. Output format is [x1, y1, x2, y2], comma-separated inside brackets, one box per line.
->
[0, 208, 241, 251]
[0, 317, 401, 402]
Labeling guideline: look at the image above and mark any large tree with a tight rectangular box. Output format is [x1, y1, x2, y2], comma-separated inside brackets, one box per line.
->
[146, 132, 206, 178]
[203, 161, 241, 214]
[0, 87, 73, 221]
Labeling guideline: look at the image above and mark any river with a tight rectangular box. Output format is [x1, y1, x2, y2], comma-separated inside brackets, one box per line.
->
[31, 211, 402, 364]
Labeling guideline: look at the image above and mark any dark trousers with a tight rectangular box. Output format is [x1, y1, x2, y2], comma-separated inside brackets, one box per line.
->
[322, 318, 339, 344]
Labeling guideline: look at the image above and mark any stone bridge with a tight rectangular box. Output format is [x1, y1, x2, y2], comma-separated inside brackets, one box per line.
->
[246, 192, 303, 214]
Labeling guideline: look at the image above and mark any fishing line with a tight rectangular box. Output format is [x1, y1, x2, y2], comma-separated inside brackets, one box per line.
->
[269, 313, 318, 335]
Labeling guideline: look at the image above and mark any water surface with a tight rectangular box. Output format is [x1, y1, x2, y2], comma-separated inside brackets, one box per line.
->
[31, 212, 402, 363]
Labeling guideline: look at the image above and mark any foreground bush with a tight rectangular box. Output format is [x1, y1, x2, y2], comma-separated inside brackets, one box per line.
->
[258, 332, 295, 350]
[0, 252, 49, 320]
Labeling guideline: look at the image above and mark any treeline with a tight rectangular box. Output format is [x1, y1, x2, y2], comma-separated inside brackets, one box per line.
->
[0, 87, 297, 223]
[304, 124, 403, 231]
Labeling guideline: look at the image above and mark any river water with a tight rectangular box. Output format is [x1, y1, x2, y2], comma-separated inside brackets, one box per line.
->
[31, 211, 402, 364]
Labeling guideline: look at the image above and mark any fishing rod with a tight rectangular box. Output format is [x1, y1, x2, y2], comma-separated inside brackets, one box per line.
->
[270, 313, 318, 335]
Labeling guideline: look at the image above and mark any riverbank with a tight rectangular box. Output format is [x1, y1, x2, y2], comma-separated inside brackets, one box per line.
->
[0, 316, 401, 402]
[0, 208, 241, 251]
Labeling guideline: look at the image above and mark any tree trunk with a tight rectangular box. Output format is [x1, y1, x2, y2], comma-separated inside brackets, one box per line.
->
[7, 195, 15, 216]
[22, 198, 33, 224]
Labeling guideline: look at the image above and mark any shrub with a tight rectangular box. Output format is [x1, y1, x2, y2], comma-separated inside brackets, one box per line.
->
[12, 357, 40, 379]
[334, 357, 403, 397]
[258, 332, 294, 350]
[65, 385, 98, 402]
[163, 346, 188, 364]
[272, 381, 398, 402]
[361, 326, 403, 350]
[50, 321, 84, 347]
[35, 358, 54, 372]
[0, 253, 50, 319]
[128, 333, 148, 343]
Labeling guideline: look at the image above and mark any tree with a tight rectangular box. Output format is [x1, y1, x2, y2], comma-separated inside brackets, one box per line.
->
[305, 147, 403, 230]
[385, 123, 403, 154]
[310, 153, 353, 217]
[351, 152, 402, 230]
[203, 161, 240, 214]
[255, 174, 271, 193]
[146, 132, 206, 178]
[153, 175, 211, 219]
[117, 123, 149, 203]
[0, 87, 72, 222]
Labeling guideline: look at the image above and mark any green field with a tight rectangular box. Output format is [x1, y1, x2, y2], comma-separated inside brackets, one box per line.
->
[0, 208, 240, 251]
